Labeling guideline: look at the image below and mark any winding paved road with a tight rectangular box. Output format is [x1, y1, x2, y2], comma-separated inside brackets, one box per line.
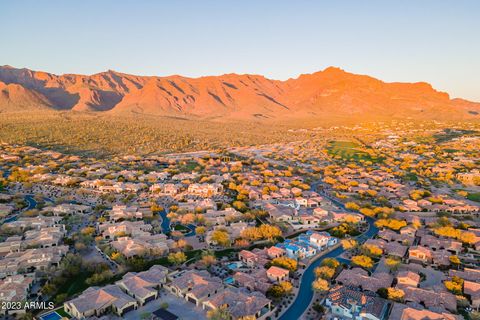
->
[279, 183, 379, 320]
[159, 210, 171, 233]
[3, 195, 53, 224]
[158, 210, 196, 237]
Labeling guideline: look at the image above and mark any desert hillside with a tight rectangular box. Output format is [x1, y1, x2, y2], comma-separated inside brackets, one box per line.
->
[0, 65, 478, 120]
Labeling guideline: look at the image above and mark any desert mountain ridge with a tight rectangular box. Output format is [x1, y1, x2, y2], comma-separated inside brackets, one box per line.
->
[0, 65, 478, 121]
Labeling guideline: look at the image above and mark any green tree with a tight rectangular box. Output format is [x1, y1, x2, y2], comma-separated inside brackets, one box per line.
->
[351, 255, 374, 269]
[314, 266, 335, 280]
[196, 226, 206, 236]
[267, 282, 292, 298]
[387, 287, 405, 302]
[321, 258, 340, 270]
[211, 229, 231, 247]
[168, 252, 187, 265]
[444, 276, 463, 295]
[312, 278, 329, 293]
[361, 244, 382, 257]
[270, 257, 297, 272]
[341, 239, 358, 250]
[449, 255, 461, 268]
[385, 257, 401, 271]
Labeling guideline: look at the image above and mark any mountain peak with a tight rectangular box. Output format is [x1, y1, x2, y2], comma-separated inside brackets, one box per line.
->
[0, 65, 478, 120]
[322, 66, 346, 73]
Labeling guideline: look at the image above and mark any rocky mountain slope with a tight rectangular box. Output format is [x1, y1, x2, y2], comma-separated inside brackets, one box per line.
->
[0, 65, 478, 120]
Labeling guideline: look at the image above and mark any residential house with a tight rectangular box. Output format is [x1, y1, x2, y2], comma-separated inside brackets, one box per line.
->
[112, 234, 169, 258]
[402, 199, 421, 212]
[379, 229, 415, 246]
[332, 212, 364, 223]
[116, 265, 168, 305]
[0, 275, 34, 310]
[408, 246, 433, 265]
[419, 235, 462, 255]
[298, 214, 321, 226]
[306, 198, 319, 208]
[399, 226, 417, 237]
[309, 233, 330, 250]
[202, 287, 272, 320]
[23, 226, 65, 248]
[389, 303, 460, 320]
[432, 250, 453, 269]
[266, 266, 289, 283]
[187, 183, 223, 197]
[239, 250, 269, 268]
[150, 183, 179, 196]
[336, 268, 393, 293]
[275, 232, 323, 260]
[4, 216, 63, 231]
[313, 208, 330, 221]
[64, 285, 137, 318]
[364, 239, 407, 259]
[265, 246, 285, 259]
[295, 197, 308, 207]
[0, 204, 15, 217]
[398, 285, 457, 312]
[108, 205, 143, 221]
[264, 203, 296, 222]
[449, 268, 480, 283]
[0, 237, 22, 256]
[0, 246, 69, 278]
[464, 280, 480, 310]
[166, 270, 223, 307]
[325, 285, 389, 320]
[233, 271, 271, 294]
[204, 208, 242, 226]
[396, 271, 420, 287]
[98, 221, 152, 240]
[50, 203, 91, 216]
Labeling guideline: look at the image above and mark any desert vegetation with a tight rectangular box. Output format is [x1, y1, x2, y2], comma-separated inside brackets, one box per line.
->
[0, 111, 311, 156]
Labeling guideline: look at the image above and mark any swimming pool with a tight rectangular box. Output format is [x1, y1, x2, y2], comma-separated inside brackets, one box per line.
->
[227, 262, 240, 270]
[224, 277, 235, 284]
[39, 311, 62, 320]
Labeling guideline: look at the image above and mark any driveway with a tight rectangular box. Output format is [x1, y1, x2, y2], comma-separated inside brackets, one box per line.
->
[122, 291, 207, 320]
[419, 266, 446, 290]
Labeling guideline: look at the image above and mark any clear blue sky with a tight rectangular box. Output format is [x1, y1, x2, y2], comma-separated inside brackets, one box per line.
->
[1, 0, 479, 101]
